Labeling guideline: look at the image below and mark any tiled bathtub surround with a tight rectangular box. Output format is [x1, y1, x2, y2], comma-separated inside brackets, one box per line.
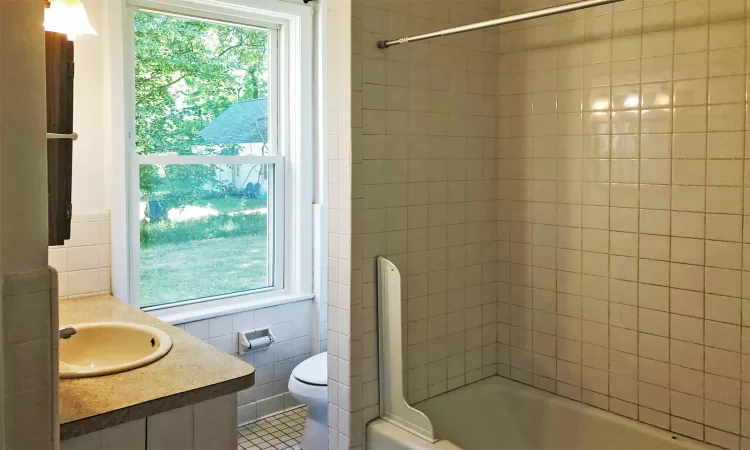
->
[495, 0, 750, 448]
[177, 300, 314, 424]
[48, 211, 111, 299]
[349, 0, 504, 447]
[356, 0, 503, 402]
[343, 0, 750, 449]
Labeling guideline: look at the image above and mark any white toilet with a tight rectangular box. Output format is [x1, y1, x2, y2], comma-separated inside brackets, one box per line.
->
[288, 352, 328, 450]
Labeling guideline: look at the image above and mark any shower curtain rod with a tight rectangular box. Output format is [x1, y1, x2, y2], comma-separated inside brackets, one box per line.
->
[377, 0, 624, 49]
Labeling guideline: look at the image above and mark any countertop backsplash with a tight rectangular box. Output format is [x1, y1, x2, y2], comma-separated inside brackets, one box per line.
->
[48, 210, 111, 299]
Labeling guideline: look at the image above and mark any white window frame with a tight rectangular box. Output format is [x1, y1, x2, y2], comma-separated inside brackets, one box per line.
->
[110, 0, 314, 323]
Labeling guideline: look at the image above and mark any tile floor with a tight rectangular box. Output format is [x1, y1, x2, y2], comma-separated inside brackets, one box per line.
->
[237, 406, 307, 450]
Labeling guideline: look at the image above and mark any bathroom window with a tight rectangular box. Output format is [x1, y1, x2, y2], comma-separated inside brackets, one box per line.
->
[121, 0, 313, 314]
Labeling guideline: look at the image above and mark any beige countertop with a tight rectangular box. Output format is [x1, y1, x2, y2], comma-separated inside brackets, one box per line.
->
[59, 295, 255, 440]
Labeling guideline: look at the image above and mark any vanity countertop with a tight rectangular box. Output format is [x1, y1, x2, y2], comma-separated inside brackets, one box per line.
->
[59, 295, 255, 440]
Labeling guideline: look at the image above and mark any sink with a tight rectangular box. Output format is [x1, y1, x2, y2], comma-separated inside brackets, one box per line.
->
[59, 322, 173, 379]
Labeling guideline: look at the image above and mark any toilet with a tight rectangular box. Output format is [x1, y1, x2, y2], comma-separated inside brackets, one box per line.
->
[288, 352, 328, 450]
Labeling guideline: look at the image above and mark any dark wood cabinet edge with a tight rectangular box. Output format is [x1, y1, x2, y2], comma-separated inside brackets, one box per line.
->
[45, 31, 75, 246]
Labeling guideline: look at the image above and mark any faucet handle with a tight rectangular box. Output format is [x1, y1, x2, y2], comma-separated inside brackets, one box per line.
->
[59, 326, 77, 339]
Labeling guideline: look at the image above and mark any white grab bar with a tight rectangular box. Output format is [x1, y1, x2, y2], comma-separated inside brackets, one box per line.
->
[377, 257, 437, 443]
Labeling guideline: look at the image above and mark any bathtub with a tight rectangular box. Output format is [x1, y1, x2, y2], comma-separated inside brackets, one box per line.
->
[367, 376, 713, 450]
[372, 258, 716, 450]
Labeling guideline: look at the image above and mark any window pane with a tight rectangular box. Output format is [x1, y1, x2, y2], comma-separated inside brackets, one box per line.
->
[139, 163, 273, 308]
[133, 10, 273, 156]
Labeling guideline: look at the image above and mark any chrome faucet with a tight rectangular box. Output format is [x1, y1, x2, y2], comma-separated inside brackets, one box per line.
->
[59, 326, 77, 339]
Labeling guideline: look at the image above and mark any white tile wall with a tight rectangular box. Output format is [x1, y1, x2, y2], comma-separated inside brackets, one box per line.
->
[49, 211, 111, 299]
[327, 0, 354, 448]
[494, 0, 750, 448]
[0, 2, 58, 448]
[348, 1, 504, 448]
[340, 1, 750, 450]
[2, 269, 56, 450]
[314, 205, 329, 356]
[177, 299, 315, 424]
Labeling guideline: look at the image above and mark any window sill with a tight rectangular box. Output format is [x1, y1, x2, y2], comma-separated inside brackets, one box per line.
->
[147, 292, 315, 325]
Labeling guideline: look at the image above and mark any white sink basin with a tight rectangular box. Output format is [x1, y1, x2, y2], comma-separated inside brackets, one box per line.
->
[59, 322, 173, 379]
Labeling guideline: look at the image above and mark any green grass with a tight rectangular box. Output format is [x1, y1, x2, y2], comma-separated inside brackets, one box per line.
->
[140, 234, 269, 308]
[141, 212, 268, 247]
[194, 196, 266, 213]
[139, 195, 270, 307]
[149, 192, 266, 214]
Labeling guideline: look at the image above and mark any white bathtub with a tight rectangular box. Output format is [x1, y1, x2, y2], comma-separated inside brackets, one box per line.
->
[367, 376, 714, 450]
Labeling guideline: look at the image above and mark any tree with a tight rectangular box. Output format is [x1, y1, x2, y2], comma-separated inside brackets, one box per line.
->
[134, 10, 269, 206]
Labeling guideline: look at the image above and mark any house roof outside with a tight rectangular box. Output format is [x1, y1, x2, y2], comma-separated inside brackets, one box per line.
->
[198, 98, 268, 144]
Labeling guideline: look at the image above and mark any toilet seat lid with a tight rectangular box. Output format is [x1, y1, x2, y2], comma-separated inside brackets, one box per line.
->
[292, 352, 327, 386]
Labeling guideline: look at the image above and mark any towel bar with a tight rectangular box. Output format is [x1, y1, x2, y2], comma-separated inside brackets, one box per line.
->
[47, 132, 78, 141]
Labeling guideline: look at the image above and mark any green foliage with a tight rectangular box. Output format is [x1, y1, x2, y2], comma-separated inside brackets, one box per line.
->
[140, 213, 267, 247]
[134, 10, 269, 204]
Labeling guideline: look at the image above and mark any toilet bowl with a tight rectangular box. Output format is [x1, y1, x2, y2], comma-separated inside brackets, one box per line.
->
[288, 352, 328, 450]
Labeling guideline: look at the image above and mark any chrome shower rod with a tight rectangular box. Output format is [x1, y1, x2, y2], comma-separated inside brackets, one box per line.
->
[377, 0, 624, 49]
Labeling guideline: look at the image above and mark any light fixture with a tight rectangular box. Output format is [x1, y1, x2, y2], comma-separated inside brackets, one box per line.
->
[44, 0, 97, 41]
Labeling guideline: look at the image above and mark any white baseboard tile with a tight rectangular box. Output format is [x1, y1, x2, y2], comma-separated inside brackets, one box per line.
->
[257, 394, 286, 418]
[237, 402, 258, 426]
[284, 392, 302, 409]
[237, 393, 304, 427]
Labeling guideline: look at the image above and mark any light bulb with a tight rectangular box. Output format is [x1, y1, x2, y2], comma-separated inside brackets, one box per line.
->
[44, 0, 97, 41]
